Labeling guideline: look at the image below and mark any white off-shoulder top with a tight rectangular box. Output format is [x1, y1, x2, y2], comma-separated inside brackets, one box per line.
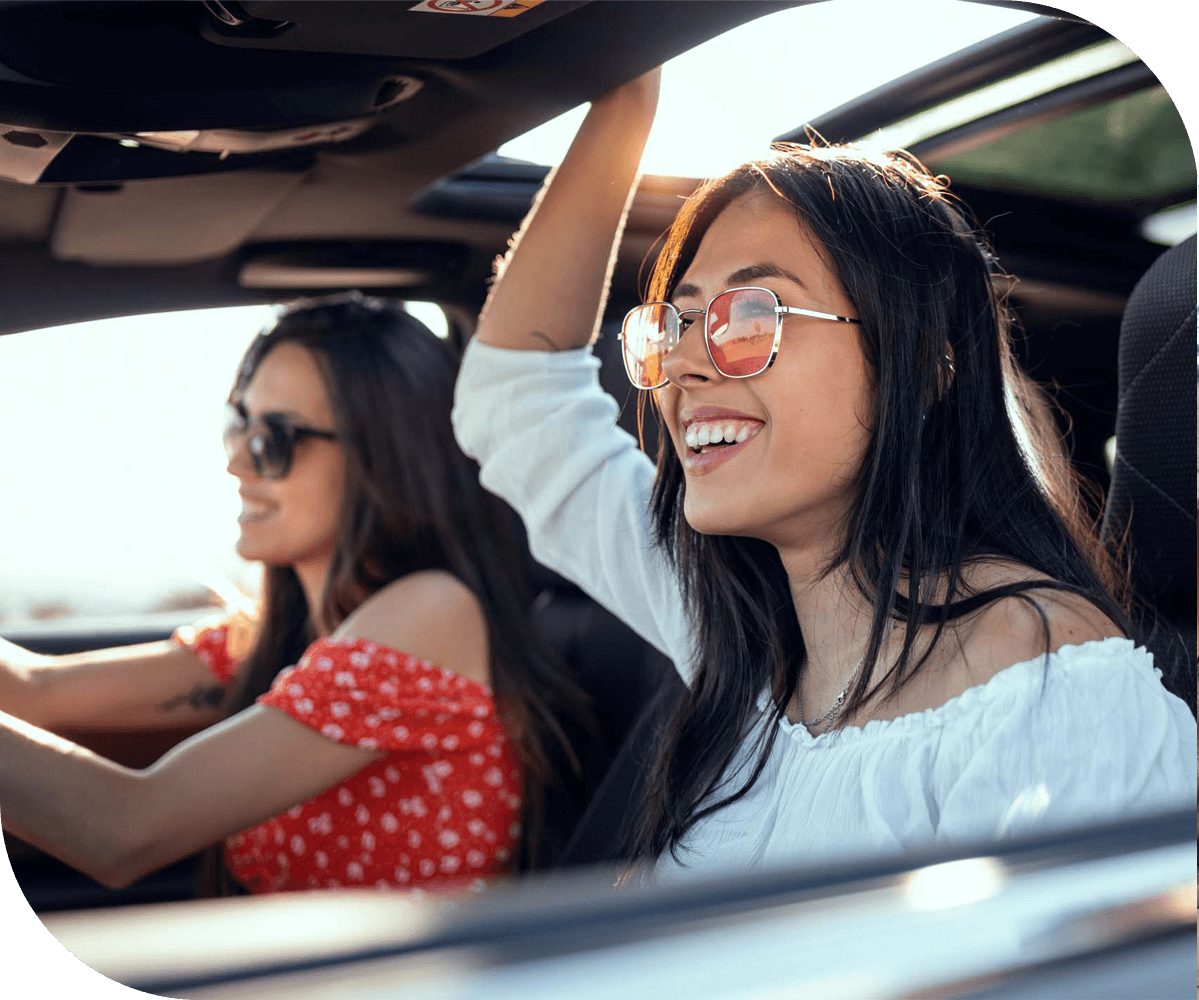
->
[452, 339, 1197, 881]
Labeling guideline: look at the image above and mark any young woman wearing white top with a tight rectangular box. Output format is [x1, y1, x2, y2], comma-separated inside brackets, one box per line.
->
[451, 70, 1195, 882]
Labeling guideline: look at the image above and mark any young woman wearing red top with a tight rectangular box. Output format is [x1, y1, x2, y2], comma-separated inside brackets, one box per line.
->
[0, 295, 585, 894]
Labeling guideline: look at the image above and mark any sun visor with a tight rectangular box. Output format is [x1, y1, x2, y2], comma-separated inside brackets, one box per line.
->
[52, 170, 306, 265]
[200, 0, 588, 59]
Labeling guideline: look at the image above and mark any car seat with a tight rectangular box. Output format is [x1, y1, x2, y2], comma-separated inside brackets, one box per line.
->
[528, 580, 676, 868]
[1100, 234, 1197, 713]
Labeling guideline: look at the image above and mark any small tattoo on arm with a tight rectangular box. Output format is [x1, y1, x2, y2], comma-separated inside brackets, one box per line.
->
[530, 331, 564, 351]
[157, 683, 226, 713]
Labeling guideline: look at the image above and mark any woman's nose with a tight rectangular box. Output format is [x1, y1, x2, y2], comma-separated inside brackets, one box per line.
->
[660, 321, 722, 388]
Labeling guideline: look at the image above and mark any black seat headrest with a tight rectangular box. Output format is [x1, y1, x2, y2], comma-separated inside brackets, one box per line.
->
[1100, 234, 1196, 704]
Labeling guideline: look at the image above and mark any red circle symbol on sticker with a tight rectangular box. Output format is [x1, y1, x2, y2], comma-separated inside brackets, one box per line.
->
[430, 0, 506, 11]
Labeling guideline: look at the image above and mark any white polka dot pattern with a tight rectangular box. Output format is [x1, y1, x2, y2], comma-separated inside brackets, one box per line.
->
[173, 624, 236, 684]
[180, 630, 522, 895]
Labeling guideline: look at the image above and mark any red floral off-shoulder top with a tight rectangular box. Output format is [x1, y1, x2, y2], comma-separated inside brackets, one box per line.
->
[173, 622, 522, 894]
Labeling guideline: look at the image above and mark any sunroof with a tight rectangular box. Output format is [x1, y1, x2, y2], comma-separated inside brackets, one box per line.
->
[927, 86, 1196, 205]
[497, 0, 1036, 177]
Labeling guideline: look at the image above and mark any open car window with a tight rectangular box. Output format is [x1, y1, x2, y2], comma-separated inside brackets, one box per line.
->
[0, 305, 272, 628]
[0, 299, 451, 630]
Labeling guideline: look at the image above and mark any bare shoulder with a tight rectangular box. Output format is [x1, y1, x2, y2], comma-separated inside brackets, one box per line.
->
[954, 559, 1124, 685]
[331, 571, 490, 687]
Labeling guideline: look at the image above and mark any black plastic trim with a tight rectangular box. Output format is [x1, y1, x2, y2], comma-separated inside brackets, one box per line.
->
[959, 0, 1095, 23]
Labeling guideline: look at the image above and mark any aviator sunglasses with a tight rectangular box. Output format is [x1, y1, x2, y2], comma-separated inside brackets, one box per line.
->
[619, 285, 860, 390]
[223, 402, 339, 481]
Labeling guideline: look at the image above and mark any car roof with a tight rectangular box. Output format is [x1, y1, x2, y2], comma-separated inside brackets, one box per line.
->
[0, 1, 1192, 339]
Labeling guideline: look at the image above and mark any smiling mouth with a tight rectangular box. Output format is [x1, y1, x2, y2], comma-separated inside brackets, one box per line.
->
[238, 499, 274, 524]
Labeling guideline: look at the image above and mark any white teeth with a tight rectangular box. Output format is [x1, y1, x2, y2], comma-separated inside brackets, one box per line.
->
[242, 500, 271, 515]
[684, 419, 760, 453]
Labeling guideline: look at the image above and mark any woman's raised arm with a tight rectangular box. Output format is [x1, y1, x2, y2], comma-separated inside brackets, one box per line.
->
[453, 67, 692, 671]
[475, 69, 659, 353]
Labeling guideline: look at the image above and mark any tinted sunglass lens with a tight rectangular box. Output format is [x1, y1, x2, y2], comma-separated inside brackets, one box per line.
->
[622, 304, 677, 389]
[706, 289, 777, 377]
[258, 420, 295, 479]
[225, 407, 293, 479]
[246, 433, 272, 478]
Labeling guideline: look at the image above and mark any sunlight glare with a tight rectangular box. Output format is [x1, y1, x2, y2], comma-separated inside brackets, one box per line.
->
[904, 857, 1006, 911]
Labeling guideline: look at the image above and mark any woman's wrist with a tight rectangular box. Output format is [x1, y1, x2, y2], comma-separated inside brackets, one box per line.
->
[590, 69, 661, 120]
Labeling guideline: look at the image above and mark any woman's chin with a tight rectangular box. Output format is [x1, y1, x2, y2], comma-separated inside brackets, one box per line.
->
[235, 532, 277, 565]
[683, 497, 750, 538]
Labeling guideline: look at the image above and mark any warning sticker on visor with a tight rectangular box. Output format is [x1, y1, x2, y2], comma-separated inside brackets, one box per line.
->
[410, 0, 545, 15]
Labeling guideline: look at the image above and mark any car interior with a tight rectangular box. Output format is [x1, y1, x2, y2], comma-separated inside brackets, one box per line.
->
[0, 0, 1194, 921]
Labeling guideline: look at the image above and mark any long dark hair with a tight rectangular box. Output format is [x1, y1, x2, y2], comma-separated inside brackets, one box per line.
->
[202, 294, 586, 892]
[634, 145, 1139, 864]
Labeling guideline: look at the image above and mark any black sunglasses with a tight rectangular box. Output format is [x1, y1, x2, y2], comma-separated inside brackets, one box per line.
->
[223, 402, 339, 480]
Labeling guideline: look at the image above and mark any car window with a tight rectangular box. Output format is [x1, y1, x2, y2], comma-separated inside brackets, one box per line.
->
[498, 0, 1037, 177]
[0, 300, 448, 628]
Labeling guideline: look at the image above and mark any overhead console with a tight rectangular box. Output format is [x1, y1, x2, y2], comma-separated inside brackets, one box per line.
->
[198, 0, 585, 59]
[0, 0, 796, 189]
[0, 0, 587, 184]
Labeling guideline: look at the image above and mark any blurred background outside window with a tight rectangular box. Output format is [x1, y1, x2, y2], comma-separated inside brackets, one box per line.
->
[0, 301, 447, 627]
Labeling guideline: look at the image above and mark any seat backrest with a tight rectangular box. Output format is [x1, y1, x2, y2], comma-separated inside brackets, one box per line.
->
[1101, 234, 1196, 711]
[522, 585, 675, 870]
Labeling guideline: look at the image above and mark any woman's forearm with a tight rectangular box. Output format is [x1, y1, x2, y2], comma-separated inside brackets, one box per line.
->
[0, 702, 385, 890]
[8, 641, 226, 732]
[476, 71, 659, 353]
[0, 708, 147, 888]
